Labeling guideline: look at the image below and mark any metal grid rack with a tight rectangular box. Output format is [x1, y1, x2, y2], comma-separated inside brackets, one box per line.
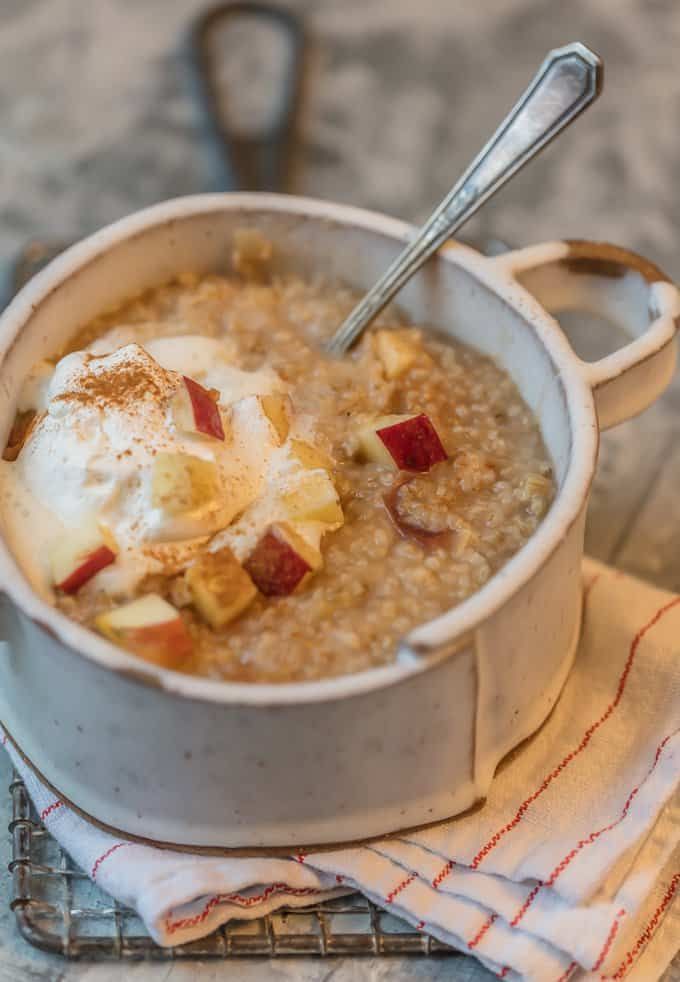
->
[8, 772, 458, 960]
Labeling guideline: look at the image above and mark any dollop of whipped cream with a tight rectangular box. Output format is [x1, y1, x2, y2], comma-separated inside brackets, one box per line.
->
[3, 334, 333, 598]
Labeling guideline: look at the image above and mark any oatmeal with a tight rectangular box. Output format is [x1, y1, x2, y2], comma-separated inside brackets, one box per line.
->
[0, 238, 554, 682]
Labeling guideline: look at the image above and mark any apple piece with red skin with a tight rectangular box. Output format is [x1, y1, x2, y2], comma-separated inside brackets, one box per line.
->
[94, 594, 192, 669]
[383, 475, 475, 553]
[50, 521, 117, 595]
[357, 413, 447, 472]
[378, 414, 447, 471]
[383, 477, 449, 548]
[244, 522, 322, 597]
[171, 375, 225, 441]
[357, 413, 447, 471]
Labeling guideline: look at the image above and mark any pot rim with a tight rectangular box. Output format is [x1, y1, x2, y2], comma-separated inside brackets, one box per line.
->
[0, 192, 598, 706]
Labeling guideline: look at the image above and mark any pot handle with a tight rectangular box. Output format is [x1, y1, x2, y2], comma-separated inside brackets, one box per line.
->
[492, 240, 680, 429]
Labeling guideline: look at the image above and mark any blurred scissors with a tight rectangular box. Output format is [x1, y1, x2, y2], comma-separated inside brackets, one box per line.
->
[7, 1, 305, 297]
[189, 1, 305, 191]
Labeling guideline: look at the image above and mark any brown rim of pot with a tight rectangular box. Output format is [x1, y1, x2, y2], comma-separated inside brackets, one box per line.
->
[563, 239, 672, 284]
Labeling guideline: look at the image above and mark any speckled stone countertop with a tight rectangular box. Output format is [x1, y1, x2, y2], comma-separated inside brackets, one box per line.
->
[0, 0, 679, 979]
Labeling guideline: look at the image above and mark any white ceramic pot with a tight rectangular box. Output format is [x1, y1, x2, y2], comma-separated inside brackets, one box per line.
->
[0, 195, 676, 851]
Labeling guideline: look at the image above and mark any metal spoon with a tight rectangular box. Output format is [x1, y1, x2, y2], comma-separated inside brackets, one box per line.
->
[326, 42, 603, 356]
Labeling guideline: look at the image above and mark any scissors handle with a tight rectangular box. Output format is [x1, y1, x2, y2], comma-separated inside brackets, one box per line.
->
[189, 2, 305, 192]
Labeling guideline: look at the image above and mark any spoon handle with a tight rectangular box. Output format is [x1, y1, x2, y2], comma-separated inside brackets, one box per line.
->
[327, 42, 603, 356]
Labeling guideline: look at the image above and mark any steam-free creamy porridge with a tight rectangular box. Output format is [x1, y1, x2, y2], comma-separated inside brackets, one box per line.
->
[0, 233, 554, 682]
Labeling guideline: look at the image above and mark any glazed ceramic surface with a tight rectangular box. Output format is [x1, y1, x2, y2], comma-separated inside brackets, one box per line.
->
[0, 195, 676, 849]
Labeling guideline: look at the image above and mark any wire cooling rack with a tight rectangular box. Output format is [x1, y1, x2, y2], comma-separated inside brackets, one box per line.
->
[8, 772, 458, 960]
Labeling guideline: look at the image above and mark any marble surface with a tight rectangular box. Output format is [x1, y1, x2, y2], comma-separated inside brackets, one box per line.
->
[0, 0, 679, 978]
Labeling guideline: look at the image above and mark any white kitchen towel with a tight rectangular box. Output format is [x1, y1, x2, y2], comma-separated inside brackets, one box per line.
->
[4, 557, 679, 981]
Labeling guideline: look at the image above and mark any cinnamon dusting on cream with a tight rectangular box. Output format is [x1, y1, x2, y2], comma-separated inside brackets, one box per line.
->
[52, 344, 173, 411]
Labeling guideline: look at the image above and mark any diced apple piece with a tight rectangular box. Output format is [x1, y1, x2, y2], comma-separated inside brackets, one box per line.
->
[378, 414, 447, 472]
[356, 416, 402, 468]
[3, 409, 38, 462]
[151, 453, 221, 516]
[171, 375, 225, 441]
[95, 594, 192, 668]
[169, 384, 197, 435]
[231, 393, 293, 447]
[357, 413, 447, 472]
[185, 546, 257, 629]
[289, 439, 332, 471]
[384, 477, 475, 549]
[50, 520, 117, 594]
[260, 393, 292, 444]
[244, 522, 322, 597]
[375, 330, 419, 379]
[232, 228, 273, 275]
[282, 471, 343, 525]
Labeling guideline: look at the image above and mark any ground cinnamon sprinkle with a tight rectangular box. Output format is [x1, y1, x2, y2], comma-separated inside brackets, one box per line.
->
[53, 346, 170, 411]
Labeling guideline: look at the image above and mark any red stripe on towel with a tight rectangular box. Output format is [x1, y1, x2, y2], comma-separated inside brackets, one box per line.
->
[509, 881, 543, 927]
[39, 800, 64, 822]
[509, 729, 677, 925]
[165, 884, 326, 934]
[385, 871, 417, 903]
[468, 595, 680, 871]
[432, 859, 455, 889]
[554, 961, 577, 982]
[467, 912, 497, 950]
[91, 842, 133, 880]
[592, 908, 626, 972]
[605, 872, 679, 979]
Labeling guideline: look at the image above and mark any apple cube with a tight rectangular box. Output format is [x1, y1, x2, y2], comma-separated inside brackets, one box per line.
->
[259, 393, 292, 444]
[375, 330, 419, 379]
[282, 471, 343, 525]
[244, 522, 322, 597]
[151, 453, 221, 516]
[171, 375, 225, 441]
[289, 439, 332, 471]
[3, 409, 38, 462]
[377, 414, 448, 471]
[95, 594, 192, 668]
[357, 413, 447, 472]
[50, 520, 117, 594]
[355, 416, 401, 467]
[185, 546, 257, 629]
[232, 227, 273, 275]
[231, 393, 293, 448]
